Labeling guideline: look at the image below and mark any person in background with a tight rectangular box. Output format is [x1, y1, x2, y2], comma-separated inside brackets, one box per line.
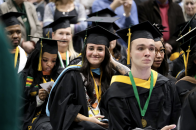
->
[138, 0, 185, 60]
[1, 12, 27, 73]
[43, 0, 87, 53]
[43, 16, 79, 68]
[0, 22, 21, 130]
[183, 0, 196, 21]
[0, 0, 43, 54]
[19, 38, 63, 130]
[92, 0, 139, 47]
[99, 21, 181, 130]
[34, 0, 45, 24]
[77, 0, 95, 15]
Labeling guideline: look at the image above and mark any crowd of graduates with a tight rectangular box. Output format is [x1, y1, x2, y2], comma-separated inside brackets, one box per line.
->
[1, 0, 196, 130]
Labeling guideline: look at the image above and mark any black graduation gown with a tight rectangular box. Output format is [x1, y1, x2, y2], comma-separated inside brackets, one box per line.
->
[171, 54, 184, 77]
[19, 67, 64, 130]
[99, 72, 181, 130]
[175, 76, 196, 105]
[177, 89, 196, 130]
[48, 67, 107, 130]
[69, 56, 82, 65]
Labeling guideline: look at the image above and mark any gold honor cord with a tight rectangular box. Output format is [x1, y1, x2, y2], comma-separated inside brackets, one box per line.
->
[90, 70, 102, 103]
[14, 46, 19, 68]
[127, 28, 132, 65]
[38, 40, 43, 71]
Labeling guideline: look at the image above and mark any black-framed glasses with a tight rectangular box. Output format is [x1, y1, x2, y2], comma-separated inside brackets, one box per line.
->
[155, 48, 165, 55]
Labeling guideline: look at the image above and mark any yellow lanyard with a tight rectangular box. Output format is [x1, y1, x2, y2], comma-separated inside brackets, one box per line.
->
[14, 46, 19, 68]
[90, 70, 102, 103]
[42, 77, 54, 83]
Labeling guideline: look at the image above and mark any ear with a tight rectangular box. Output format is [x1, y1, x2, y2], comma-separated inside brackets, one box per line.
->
[194, 59, 196, 64]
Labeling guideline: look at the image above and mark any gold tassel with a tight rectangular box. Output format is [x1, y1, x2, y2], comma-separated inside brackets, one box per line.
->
[46, 31, 50, 38]
[127, 28, 132, 65]
[189, 27, 191, 32]
[185, 46, 191, 76]
[38, 40, 43, 71]
[14, 46, 19, 68]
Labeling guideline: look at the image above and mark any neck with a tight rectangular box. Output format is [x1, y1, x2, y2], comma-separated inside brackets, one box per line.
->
[131, 65, 151, 80]
[15, 0, 23, 7]
[158, 0, 167, 4]
[58, 46, 68, 53]
[60, 0, 72, 5]
[90, 64, 100, 69]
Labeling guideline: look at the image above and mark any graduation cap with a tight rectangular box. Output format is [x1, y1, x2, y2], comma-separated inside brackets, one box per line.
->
[176, 27, 196, 76]
[179, 13, 196, 36]
[75, 25, 119, 48]
[88, 8, 120, 31]
[173, 22, 187, 37]
[153, 24, 168, 32]
[116, 21, 162, 65]
[1, 12, 24, 27]
[43, 16, 75, 32]
[86, 16, 120, 32]
[29, 36, 58, 71]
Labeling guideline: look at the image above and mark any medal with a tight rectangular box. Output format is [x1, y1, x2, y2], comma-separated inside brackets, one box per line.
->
[129, 71, 154, 128]
[141, 118, 147, 128]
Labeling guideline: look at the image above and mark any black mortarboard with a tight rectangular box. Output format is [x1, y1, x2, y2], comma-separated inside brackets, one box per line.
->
[153, 24, 168, 32]
[43, 16, 75, 32]
[173, 22, 187, 37]
[75, 25, 119, 48]
[29, 36, 59, 71]
[1, 12, 24, 27]
[86, 16, 120, 32]
[88, 8, 116, 17]
[88, 8, 120, 31]
[116, 21, 162, 65]
[179, 14, 196, 36]
[176, 27, 196, 76]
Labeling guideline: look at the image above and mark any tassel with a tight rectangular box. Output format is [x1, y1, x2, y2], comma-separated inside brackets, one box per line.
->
[14, 46, 19, 68]
[185, 45, 191, 76]
[127, 28, 132, 65]
[189, 26, 191, 32]
[46, 30, 50, 38]
[38, 39, 43, 71]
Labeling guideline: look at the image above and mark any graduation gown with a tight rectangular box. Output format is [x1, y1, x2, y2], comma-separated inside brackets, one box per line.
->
[19, 67, 64, 130]
[175, 76, 196, 105]
[99, 70, 181, 130]
[171, 54, 184, 77]
[47, 67, 107, 130]
[177, 89, 196, 130]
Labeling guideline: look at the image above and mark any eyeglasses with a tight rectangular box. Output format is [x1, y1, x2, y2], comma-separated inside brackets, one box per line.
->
[155, 48, 165, 55]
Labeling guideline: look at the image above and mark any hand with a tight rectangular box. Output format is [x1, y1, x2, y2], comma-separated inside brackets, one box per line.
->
[161, 125, 176, 130]
[22, 41, 35, 54]
[47, 86, 52, 94]
[110, 0, 125, 11]
[38, 89, 48, 101]
[87, 115, 108, 127]
[123, 0, 132, 17]
[164, 43, 173, 54]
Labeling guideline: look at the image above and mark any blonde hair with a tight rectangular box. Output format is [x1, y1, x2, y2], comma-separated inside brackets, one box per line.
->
[183, 0, 196, 21]
[68, 40, 79, 60]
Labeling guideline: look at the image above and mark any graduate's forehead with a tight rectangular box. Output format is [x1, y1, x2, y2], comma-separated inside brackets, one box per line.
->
[131, 38, 155, 47]
[5, 24, 21, 31]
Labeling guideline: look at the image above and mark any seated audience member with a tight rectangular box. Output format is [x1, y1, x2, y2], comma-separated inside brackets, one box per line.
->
[46, 25, 130, 130]
[43, 0, 87, 52]
[183, 0, 196, 21]
[99, 21, 181, 130]
[1, 12, 27, 73]
[92, 0, 139, 47]
[43, 16, 79, 68]
[138, 0, 185, 59]
[0, 0, 43, 54]
[19, 38, 63, 130]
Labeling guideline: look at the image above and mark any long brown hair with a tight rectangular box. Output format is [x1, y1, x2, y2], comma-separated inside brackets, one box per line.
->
[80, 45, 114, 104]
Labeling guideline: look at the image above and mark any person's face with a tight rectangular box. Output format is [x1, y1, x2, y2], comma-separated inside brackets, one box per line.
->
[52, 27, 72, 49]
[152, 41, 165, 69]
[5, 24, 22, 48]
[185, 0, 196, 16]
[109, 40, 117, 51]
[130, 38, 155, 69]
[41, 52, 57, 72]
[86, 44, 105, 68]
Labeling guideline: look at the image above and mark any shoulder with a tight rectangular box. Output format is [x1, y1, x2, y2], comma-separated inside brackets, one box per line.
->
[45, 2, 55, 9]
[170, 1, 182, 9]
[24, 1, 35, 9]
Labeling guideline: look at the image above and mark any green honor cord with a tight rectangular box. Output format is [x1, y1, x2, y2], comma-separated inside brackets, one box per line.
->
[129, 71, 154, 117]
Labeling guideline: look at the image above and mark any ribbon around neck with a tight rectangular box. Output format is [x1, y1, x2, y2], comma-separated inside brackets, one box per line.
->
[128, 71, 154, 117]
